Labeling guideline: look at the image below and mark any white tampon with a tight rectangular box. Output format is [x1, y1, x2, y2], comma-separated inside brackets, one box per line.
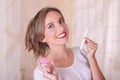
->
[80, 28, 88, 50]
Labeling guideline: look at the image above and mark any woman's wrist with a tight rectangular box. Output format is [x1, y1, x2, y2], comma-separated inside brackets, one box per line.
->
[86, 54, 96, 61]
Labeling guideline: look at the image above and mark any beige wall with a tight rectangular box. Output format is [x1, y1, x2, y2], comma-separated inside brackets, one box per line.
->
[0, 0, 21, 80]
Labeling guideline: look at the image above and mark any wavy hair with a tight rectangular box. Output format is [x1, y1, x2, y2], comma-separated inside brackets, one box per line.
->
[25, 7, 64, 59]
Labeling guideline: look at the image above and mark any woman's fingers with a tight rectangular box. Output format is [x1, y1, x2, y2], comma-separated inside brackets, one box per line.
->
[43, 72, 58, 80]
[85, 37, 98, 45]
[85, 38, 98, 48]
[39, 60, 57, 74]
[84, 37, 98, 57]
[41, 61, 58, 80]
[86, 42, 98, 49]
[50, 61, 57, 74]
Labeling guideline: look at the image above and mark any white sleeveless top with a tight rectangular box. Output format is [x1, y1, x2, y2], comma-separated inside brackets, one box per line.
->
[34, 47, 91, 80]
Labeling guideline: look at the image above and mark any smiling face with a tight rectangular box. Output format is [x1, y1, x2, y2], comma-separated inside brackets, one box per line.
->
[42, 11, 69, 47]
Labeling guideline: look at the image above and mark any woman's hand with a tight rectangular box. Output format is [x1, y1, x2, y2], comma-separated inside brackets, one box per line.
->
[85, 37, 98, 58]
[39, 61, 59, 80]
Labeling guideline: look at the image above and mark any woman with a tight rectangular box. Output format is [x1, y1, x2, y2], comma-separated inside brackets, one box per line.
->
[25, 7, 105, 80]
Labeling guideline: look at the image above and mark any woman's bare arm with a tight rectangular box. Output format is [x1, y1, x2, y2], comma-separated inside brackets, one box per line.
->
[85, 37, 105, 80]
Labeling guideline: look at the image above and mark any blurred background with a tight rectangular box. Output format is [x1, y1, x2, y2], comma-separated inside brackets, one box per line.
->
[0, 0, 120, 80]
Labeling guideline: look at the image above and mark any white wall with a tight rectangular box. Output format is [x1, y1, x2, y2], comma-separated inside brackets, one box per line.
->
[0, 0, 7, 79]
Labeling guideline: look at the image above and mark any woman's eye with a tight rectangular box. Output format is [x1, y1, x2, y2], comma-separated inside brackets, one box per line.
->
[59, 18, 65, 24]
[48, 24, 54, 29]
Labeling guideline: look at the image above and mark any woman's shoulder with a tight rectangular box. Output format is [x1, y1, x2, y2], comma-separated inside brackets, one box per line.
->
[34, 66, 42, 79]
[71, 46, 88, 64]
[34, 66, 42, 75]
[34, 66, 48, 80]
[71, 46, 86, 57]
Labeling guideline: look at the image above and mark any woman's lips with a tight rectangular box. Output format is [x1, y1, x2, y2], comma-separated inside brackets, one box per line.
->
[56, 32, 66, 39]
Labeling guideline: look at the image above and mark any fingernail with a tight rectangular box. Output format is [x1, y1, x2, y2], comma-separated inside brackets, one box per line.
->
[85, 40, 88, 44]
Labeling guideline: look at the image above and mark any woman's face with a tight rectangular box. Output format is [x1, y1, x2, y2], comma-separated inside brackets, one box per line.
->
[42, 11, 69, 46]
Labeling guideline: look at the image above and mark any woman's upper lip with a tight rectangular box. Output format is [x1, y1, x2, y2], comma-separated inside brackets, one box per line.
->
[56, 32, 66, 38]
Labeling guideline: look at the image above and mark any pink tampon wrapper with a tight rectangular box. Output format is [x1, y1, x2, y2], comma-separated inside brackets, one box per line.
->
[39, 57, 51, 67]
[39, 57, 53, 74]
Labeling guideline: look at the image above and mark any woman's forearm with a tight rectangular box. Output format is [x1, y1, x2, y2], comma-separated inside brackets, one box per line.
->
[87, 56, 105, 80]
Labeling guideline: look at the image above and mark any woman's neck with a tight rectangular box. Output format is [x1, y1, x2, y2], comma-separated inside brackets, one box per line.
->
[47, 45, 69, 61]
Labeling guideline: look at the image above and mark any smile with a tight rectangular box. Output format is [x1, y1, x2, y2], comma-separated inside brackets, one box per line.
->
[56, 32, 66, 39]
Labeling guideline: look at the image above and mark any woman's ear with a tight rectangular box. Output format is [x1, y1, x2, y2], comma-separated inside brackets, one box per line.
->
[38, 37, 46, 42]
[41, 38, 46, 42]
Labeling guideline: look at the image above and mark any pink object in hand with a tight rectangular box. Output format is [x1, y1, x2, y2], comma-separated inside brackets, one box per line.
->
[39, 57, 50, 64]
[39, 57, 53, 73]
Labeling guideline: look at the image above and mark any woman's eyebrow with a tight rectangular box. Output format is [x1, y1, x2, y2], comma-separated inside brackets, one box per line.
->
[59, 16, 64, 20]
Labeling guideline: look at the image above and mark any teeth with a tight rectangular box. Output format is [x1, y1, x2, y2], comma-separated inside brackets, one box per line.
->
[57, 33, 65, 38]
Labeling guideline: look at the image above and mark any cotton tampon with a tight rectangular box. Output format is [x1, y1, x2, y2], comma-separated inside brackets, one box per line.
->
[80, 28, 88, 50]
